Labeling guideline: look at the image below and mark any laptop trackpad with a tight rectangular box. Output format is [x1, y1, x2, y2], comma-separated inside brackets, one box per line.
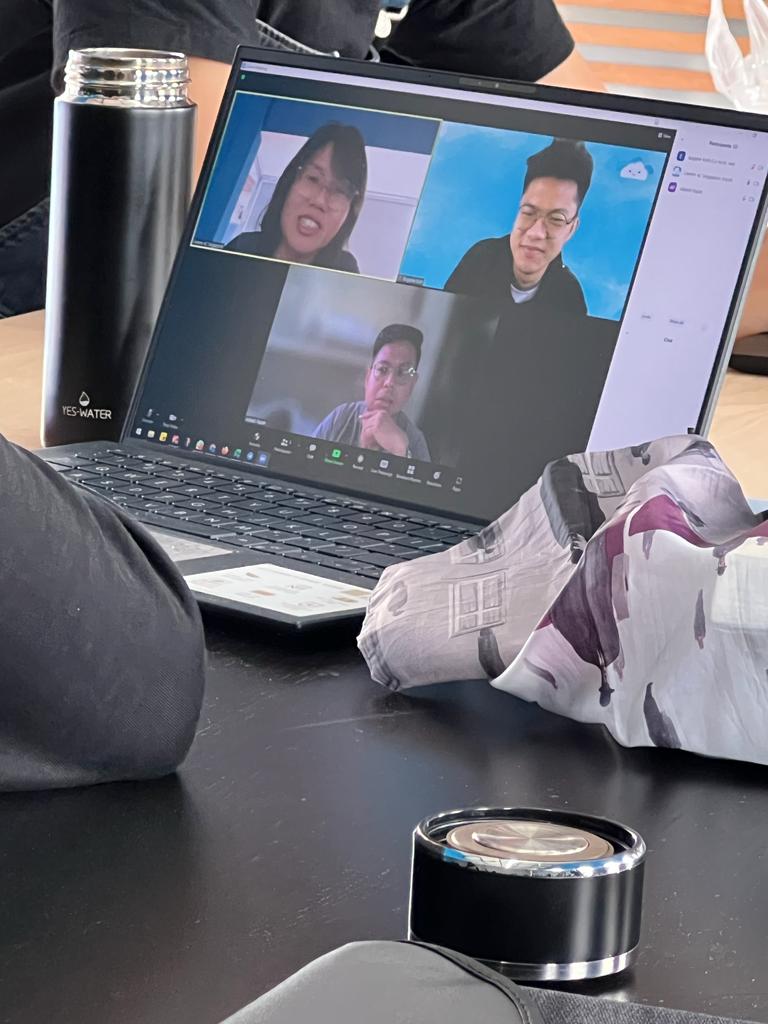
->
[185, 563, 371, 618]
[148, 529, 232, 563]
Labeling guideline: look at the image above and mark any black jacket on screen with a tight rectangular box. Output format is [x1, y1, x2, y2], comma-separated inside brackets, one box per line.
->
[223, 229, 360, 273]
[444, 235, 588, 316]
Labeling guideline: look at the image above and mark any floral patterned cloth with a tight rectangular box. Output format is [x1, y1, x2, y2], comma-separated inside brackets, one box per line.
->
[358, 436, 768, 764]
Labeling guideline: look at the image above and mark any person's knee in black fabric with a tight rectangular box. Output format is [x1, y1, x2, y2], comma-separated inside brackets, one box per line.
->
[0, 438, 206, 791]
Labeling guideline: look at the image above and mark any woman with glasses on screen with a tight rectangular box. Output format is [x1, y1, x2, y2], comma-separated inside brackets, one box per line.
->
[314, 324, 431, 461]
[445, 138, 593, 315]
[225, 122, 367, 272]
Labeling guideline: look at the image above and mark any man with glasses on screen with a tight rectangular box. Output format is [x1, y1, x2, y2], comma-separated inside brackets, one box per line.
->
[445, 138, 593, 315]
[314, 323, 431, 461]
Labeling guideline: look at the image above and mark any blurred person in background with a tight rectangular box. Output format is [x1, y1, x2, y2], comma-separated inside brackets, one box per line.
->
[0, 0, 602, 318]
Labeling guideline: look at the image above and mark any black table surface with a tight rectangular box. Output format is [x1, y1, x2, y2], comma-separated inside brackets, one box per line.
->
[3, 614, 768, 1024]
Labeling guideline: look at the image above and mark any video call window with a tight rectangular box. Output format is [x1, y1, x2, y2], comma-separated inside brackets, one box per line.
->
[399, 124, 667, 321]
[193, 92, 440, 281]
[246, 266, 500, 470]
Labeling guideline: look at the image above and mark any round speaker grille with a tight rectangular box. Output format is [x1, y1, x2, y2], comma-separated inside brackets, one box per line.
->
[446, 818, 613, 862]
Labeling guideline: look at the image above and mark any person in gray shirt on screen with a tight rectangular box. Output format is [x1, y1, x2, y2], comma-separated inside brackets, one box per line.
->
[314, 324, 431, 461]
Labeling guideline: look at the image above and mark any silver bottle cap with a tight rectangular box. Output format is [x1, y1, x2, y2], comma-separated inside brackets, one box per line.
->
[446, 819, 614, 862]
[63, 48, 191, 108]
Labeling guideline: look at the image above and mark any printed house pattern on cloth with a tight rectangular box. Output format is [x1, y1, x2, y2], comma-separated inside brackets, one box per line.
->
[358, 436, 768, 765]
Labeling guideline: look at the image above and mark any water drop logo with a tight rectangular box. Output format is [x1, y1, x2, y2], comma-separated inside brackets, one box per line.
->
[62, 390, 111, 420]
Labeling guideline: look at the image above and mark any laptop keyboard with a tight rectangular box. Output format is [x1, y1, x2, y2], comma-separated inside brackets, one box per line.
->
[47, 447, 477, 581]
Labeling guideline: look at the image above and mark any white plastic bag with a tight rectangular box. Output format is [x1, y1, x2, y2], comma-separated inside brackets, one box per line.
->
[707, 0, 768, 110]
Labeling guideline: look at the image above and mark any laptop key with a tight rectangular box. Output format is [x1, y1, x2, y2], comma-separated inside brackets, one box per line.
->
[360, 527, 405, 543]
[296, 514, 342, 529]
[339, 536, 386, 552]
[213, 483, 265, 497]
[355, 568, 382, 581]
[409, 534, 452, 551]
[338, 511, 386, 526]
[184, 499, 223, 511]
[379, 519, 410, 532]
[297, 526, 348, 543]
[259, 518, 304, 534]
[387, 544, 423, 561]
[405, 516, 439, 529]
[361, 542, 414, 559]
[119, 497, 165, 512]
[164, 507, 200, 520]
[314, 543, 366, 559]
[111, 482, 168, 496]
[230, 499, 274, 512]
[281, 549, 320, 564]
[413, 541, 446, 554]
[117, 497, 153, 511]
[335, 522, 368, 534]
[150, 467, 189, 480]
[250, 529, 289, 543]
[137, 513, 216, 538]
[167, 484, 218, 497]
[80, 478, 121, 491]
[87, 454, 125, 466]
[345, 559, 382, 577]
[140, 491, 180, 504]
[285, 536, 324, 551]
[228, 522, 270, 535]
[232, 511, 282, 527]
[67, 470, 102, 484]
[285, 497, 325, 509]
[413, 527, 463, 543]
[196, 515, 233, 527]
[354, 551, 404, 569]
[109, 470, 154, 482]
[257, 542, 299, 557]
[266, 506, 306, 519]
[278, 547, 309, 561]
[240, 541, 275, 553]
[307, 552, 363, 574]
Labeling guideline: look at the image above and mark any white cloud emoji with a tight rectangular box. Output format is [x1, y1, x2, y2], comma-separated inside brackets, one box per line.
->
[620, 160, 650, 181]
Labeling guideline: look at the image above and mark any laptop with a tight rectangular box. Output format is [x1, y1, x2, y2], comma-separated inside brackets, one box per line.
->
[41, 47, 768, 626]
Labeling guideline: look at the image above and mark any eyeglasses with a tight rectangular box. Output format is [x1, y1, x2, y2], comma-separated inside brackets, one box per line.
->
[295, 164, 359, 211]
[371, 362, 417, 383]
[516, 205, 578, 235]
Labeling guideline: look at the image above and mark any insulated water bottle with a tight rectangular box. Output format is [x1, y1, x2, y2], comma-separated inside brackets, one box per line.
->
[43, 48, 195, 446]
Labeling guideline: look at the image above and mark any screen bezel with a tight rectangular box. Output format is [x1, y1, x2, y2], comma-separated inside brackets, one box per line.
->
[125, 45, 768, 513]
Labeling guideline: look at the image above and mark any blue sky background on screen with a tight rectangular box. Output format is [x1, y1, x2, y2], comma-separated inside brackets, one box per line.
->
[399, 124, 668, 320]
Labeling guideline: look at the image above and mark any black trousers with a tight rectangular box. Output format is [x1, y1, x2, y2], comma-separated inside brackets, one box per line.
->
[0, 436, 206, 790]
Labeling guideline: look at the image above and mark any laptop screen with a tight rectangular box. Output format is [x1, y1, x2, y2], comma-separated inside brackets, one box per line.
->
[130, 53, 768, 524]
